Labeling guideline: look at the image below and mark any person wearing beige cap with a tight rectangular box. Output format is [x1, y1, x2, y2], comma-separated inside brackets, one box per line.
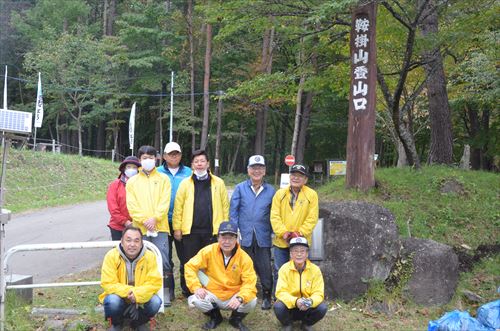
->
[230, 155, 276, 310]
[157, 141, 193, 302]
[274, 237, 326, 331]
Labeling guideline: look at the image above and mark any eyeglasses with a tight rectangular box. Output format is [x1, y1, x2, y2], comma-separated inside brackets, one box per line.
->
[290, 249, 308, 255]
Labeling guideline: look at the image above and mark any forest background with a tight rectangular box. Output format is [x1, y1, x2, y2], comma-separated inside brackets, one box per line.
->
[0, 0, 498, 175]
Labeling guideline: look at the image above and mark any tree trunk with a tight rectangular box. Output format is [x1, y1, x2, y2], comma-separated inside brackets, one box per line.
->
[187, 0, 196, 153]
[254, 26, 274, 155]
[419, 0, 453, 164]
[296, 91, 313, 164]
[214, 93, 223, 176]
[200, 23, 212, 150]
[77, 117, 82, 157]
[465, 103, 481, 170]
[96, 121, 106, 157]
[229, 124, 244, 174]
[291, 74, 305, 157]
[397, 140, 408, 167]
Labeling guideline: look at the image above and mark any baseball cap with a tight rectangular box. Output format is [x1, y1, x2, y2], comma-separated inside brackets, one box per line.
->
[218, 221, 238, 236]
[248, 155, 265, 167]
[164, 142, 181, 154]
[290, 164, 308, 176]
[289, 237, 309, 249]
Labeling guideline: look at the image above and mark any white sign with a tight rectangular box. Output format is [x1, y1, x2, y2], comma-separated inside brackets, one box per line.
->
[34, 72, 44, 128]
[129, 102, 136, 151]
[280, 173, 290, 188]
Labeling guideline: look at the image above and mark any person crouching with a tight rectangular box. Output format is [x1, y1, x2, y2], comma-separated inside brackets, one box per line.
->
[185, 221, 257, 330]
[99, 226, 162, 331]
[273, 237, 327, 331]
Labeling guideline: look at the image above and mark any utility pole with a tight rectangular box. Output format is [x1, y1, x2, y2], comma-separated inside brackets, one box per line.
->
[169, 71, 174, 142]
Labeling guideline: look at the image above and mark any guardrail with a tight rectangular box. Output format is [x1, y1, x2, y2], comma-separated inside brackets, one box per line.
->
[0, 241, 164, 331]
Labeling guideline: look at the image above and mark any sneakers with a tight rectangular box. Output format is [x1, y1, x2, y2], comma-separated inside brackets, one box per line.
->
[261, 291, 272, 310]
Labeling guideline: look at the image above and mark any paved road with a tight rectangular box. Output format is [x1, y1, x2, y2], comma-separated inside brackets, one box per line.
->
[4, 189, 235, 283]
[5, 201, 110, 283]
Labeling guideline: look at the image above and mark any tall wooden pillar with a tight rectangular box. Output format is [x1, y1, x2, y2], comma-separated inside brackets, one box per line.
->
[346, 1, 377, 191]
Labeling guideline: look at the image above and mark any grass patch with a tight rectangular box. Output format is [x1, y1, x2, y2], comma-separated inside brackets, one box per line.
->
[2, 148, 118, 213]
[317, 165, 500, 248]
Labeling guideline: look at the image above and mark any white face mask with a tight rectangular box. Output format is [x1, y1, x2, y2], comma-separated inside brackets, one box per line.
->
[194, 169, 208, 177]
[141, 159, 156, 172]
[124, 168, 138, 178]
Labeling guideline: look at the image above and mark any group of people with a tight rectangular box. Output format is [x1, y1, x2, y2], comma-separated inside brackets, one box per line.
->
[101, 142, 327, 331]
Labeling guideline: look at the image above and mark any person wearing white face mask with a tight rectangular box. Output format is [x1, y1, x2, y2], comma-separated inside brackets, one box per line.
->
[106, 156, 141, 241]
[172, 149, 229, 297]
[126, 145, 173, 307]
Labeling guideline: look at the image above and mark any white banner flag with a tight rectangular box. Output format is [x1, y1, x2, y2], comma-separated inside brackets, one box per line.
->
[3, 66, 7, 110]
[129, 102, 136, 151]
[34, 72, 44, 128]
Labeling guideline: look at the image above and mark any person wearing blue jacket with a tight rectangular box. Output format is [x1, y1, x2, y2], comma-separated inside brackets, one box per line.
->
[230, 155, 276, 310]
[157, 142, 192, 302]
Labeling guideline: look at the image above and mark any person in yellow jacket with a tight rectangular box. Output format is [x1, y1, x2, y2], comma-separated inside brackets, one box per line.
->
[173, 149, 229, 295]
[100, 226, 163, 331]
[126, 145, 172, 306]
[270, 164, 319, 285]
[274, 237, 327, 331]
[185, 221, 257, 331]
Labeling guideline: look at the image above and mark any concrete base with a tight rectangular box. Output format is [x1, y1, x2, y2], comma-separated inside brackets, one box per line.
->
[6, 274, 33, 303]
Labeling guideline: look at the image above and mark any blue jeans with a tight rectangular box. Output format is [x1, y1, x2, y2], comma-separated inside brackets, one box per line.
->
[143, 232, 170, 286]
[273, 246, 290, 279]
[103, 294, 161, 326]
[273, 300, 327, 326]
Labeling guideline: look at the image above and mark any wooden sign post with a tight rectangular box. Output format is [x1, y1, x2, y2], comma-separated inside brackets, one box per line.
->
[346, 1, 377, 191]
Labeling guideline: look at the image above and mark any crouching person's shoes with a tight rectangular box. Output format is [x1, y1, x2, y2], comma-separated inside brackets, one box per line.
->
[135, 317, 157, 331]
[229, 311, 249, 331]
[202, 308, 223, 329]
[301, 323, 314, 331]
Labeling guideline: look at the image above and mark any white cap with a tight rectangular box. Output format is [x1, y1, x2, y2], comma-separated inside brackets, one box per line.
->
[164, 142, 181, 154]
[248, 155, 265, 167]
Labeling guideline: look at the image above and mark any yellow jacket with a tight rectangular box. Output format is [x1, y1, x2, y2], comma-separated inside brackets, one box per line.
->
[185, 243, 257, 303]
[275, 260, 324, 309]
[270, 185, 319, 248]
[126, 168, 171, 235]
[99, 246, 162, 304]
[172, 174, 229, 235]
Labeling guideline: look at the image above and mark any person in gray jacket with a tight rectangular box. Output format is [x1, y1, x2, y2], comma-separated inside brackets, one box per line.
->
[230, 155, 276, 310]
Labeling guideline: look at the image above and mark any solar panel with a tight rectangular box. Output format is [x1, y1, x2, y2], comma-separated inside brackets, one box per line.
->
[0, 109, 32, 134]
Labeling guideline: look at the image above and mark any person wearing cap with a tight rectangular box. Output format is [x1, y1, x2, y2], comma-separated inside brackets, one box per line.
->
[185, 221, 257, 331]
[270, 164, 319, 281]
[274, 237, 327, 331]
[230, 155, 276, 310]
[172, 149, 229, 295]
[106, 156, 141, 240]
[126, 145, 172, 307]
[157, 142, 193, 300]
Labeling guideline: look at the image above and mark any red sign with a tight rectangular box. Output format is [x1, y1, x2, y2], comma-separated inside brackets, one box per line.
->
[284, 155, 295, 167]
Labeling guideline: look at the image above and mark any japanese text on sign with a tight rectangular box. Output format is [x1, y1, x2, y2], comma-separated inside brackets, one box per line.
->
[352, 17, 370, 112]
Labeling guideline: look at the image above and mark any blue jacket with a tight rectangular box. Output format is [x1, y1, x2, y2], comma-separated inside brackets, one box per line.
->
[157, 163, 192, 225]
[230, 179, 276, 248]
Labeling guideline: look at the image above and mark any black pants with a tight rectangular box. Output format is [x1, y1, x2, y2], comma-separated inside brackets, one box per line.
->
[181, 233, 217, 266]
[167, 234, 189, 295]
[273, 301, 328, 326]
[109, 227, 122, 241]
[242, 234, 273, 293]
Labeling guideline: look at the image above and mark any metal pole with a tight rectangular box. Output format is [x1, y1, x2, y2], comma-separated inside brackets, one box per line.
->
[52, 139, 55, 154]
[33, 127, 37, 151]
[0, 136, 11, 331]
[169, 71, 174, 143]
[214, 91, 223, 176]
